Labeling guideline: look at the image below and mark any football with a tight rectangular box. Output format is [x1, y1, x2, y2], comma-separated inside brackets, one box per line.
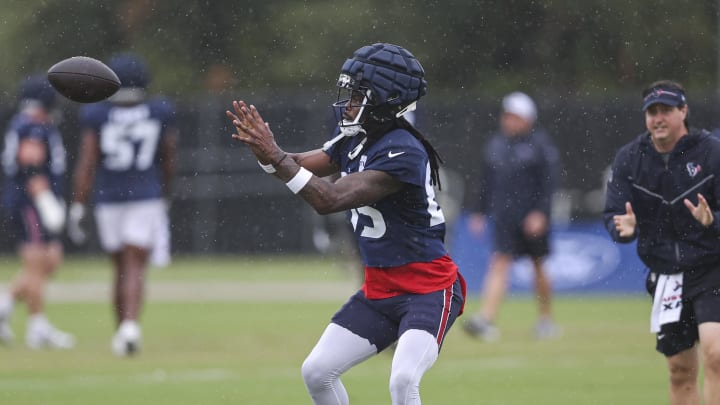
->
[47, 56, 121, 103]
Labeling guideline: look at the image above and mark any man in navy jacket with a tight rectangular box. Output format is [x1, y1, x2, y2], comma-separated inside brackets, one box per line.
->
[604, 80, 720, 404]
[463, 92, 562, 341]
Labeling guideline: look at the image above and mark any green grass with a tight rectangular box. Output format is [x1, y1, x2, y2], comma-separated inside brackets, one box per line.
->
[0, 255, 668, 404]
[0, 254, 355, 282]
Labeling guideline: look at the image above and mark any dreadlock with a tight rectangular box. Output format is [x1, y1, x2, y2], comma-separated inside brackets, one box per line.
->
[396, 118, 444, 190]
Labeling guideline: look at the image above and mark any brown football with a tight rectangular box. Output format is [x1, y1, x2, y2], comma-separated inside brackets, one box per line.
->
[47, 56, 120, 103]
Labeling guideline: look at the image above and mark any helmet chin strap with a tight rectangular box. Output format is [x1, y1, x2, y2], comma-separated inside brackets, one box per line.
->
[338, 124, 366, 137]
[322, 126, 366, 151]
[323, 90, 370, 152]
[347, 136, 367, 160]
[343, 101, 415, 160]
[321, 129, 367, 160]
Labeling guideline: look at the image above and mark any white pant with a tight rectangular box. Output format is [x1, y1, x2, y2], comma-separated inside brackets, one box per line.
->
[301, 323, 439, 405]
[94, 199, 170, 267]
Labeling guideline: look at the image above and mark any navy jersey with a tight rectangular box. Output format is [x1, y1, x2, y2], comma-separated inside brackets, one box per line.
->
[79, 98, 175, 203]
[324, 129, 447, 267]
[1, 112, 66, 210]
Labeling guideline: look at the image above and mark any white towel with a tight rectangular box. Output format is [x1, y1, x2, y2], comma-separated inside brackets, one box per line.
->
[650, 273, 683, 333]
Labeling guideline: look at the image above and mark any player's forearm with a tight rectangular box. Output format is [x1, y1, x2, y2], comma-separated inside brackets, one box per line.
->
[271, 154, 396, 214]
[270, 157, 341, 214]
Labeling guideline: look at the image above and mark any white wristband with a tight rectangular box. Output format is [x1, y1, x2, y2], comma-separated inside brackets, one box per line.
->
[258, 161, 276, 174]
[69, 202, 86, 222]
[286, 167, 313, 194]
[35, 190, 66, 233]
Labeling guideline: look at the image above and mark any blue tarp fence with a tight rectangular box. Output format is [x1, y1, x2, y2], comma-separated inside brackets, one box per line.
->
[450, 214, 649, 296]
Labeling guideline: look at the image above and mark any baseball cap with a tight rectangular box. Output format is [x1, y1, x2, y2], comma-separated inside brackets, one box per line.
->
[642, 86, 686, 111]
[502, 91, 537, 122]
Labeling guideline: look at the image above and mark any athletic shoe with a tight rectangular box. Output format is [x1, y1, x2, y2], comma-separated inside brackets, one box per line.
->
[0, 320, 13, 345]
[26, 320, 75, 350]
[112, 320, 141, 357]
[462, 314, 500, 342]
[0, 294, 13, 345]
[534, 318, 562, 340]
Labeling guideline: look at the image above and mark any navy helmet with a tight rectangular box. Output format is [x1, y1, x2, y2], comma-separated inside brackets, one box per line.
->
[18, 74, 57, 109]
[108, 52, 150, 103]
[109, 52, 150, 89]
[334, 43, 427, 127]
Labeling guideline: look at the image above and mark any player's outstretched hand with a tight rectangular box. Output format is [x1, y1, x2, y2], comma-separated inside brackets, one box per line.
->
[613, 201, 636, 238]
[226, 101, 286, 165]
[684, 193, 714, 227]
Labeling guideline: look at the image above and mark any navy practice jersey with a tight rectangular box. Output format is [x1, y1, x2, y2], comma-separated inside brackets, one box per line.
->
[79, 98, 175, 203]
[1, 112, 66, 210]
[324, 128, 448, 267]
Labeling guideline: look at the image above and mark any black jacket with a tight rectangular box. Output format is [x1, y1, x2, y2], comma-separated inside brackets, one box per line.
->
[470, 128, 561, 224]
[603, 128, 720, 274]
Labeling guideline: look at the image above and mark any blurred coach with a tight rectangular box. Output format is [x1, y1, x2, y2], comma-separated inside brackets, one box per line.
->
[463, 91, 561, 341]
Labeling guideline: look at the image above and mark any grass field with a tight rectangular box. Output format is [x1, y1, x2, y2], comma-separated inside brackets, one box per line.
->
[0, 255, 668, 404]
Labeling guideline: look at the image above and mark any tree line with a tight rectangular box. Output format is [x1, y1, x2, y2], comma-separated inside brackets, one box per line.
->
[0, 0, 716, 101]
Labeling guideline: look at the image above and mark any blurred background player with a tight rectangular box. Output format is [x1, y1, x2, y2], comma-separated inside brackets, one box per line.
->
[463, 91, 562, 341]
[0, 74, 75, 349]
[68, 52, 178, 357]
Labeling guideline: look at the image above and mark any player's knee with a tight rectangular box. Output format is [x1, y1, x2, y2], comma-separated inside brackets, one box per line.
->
[301, 356, 334, 391]
[703, 345, 720, 376]
[389, 369, 420, 403]
[668, 362, 697, 387]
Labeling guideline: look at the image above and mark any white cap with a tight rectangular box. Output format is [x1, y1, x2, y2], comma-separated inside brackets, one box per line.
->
[502, 91, 537, 123]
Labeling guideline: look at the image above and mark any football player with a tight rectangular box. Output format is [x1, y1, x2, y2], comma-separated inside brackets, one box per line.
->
[68, 53, 178, 357]
[227, 43, 465, 405]
[0, 74, 75, 349]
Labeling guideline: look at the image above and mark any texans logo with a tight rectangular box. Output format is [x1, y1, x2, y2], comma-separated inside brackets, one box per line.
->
[686, 162, 702, 178]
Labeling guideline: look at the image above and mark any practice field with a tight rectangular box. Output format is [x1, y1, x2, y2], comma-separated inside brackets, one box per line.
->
[0, 255, 666, 404]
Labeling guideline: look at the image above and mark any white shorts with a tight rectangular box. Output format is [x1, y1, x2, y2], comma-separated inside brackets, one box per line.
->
[94, 199, 171, 267]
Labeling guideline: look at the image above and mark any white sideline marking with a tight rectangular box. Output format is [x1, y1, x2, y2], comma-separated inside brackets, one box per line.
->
[0, 281, 357, 302]
[0, 368, 239, 391]
[433, 354, 651, 372]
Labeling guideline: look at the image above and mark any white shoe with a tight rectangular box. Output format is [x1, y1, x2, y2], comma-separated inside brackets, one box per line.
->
[463, 314, 501, 342]
[112, 320, 141, 357]
[26, 319, 75, 350]
[534, 319, 562, 340]
[0, 320, 14, 345]
[0, 294, 14, 345]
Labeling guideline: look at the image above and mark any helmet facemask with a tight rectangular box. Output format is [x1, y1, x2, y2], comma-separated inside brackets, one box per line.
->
[332, 73, 374, 138]
[332, 74, 418, 135]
